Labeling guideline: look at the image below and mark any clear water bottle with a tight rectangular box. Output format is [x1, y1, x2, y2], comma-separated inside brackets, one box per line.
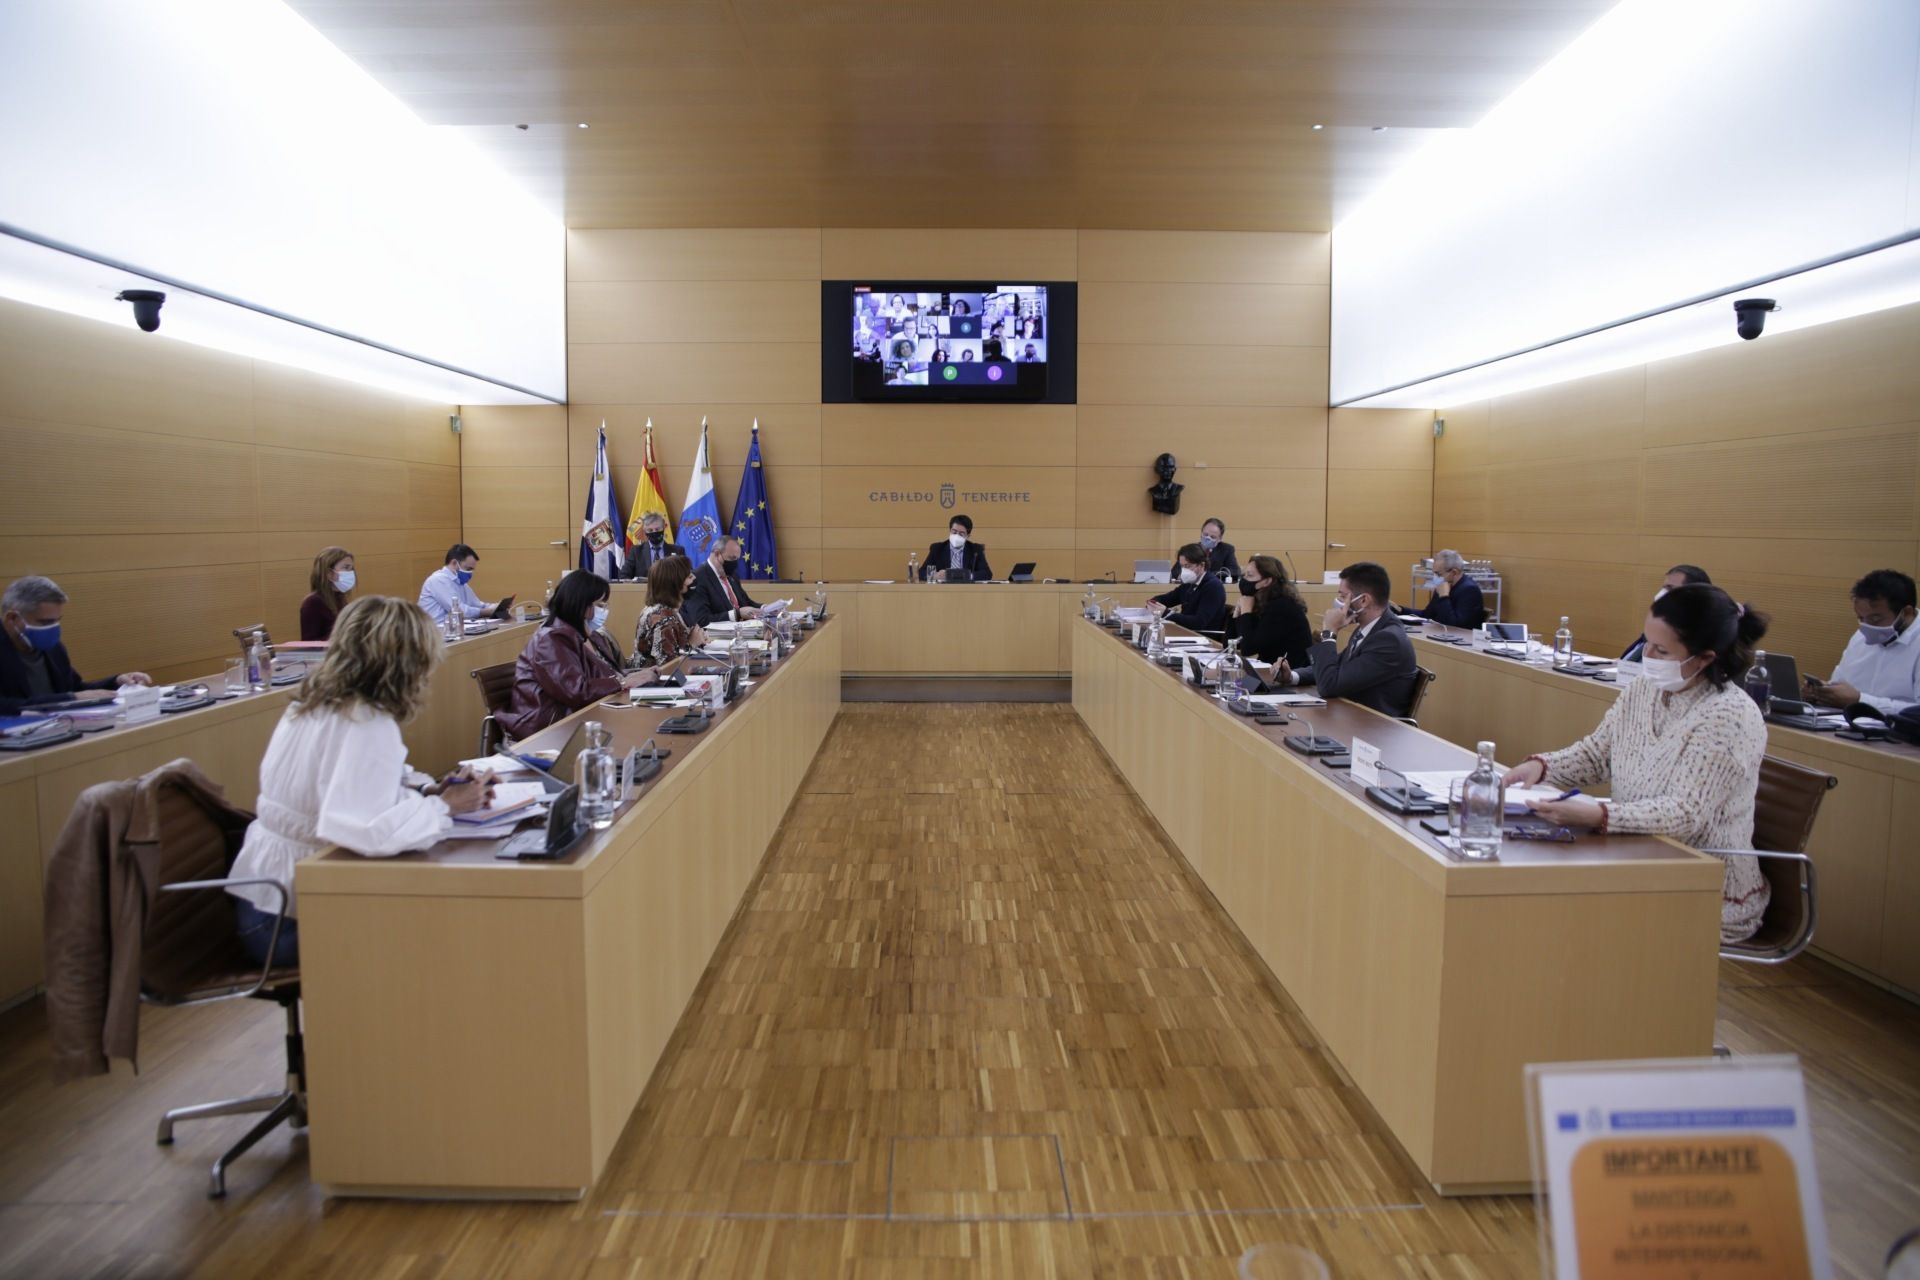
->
[906, 550, 918, 583]
[447, 598, 464, 642]
[1745, 650, 1773, 713]
[1083, 585, 1098, 619]
[577, 721, 618, 830]
[1215, 640, 1243, 707]
[247, 631, 271, 694]
[1552, 616, 1574, 669]
[1459, 740, 1504, 860]
[1146, 615, 1166, 661]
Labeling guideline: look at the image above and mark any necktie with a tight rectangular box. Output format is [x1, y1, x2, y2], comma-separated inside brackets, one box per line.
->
[720, 568, 738, 611]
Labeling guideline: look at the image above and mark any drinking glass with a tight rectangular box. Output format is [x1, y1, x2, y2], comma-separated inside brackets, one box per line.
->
[1448, 776, 1468, 843]
[225, 657, 248, 696]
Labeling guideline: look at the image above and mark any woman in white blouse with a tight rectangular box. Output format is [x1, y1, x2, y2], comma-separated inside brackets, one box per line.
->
[227, 596, 494, 965]
[1503, 585, 1773, 942]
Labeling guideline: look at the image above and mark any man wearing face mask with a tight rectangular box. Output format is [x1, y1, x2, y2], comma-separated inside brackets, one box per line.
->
[1804, 569, 1920, 715]
[1621, 564, 1712, 662]
[920, 514, 993, 583]
[1414, 549, 1486, 629]
[1272, 561, 1418, 717]
[0, 575, 150, 713]
[622, 512, 686, 581]
[1197, 518, 1239, 579]
[1148, 544, 1228, 631]
[685, 536, 771, 626]
[417, 543, 499, 625]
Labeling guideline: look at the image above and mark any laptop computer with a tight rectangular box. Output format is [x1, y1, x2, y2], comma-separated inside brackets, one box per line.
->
[1008, 562, 1037, 582]
[1133, 559, 1173, 584]
[495, 784, 588, 860]
[1759, 652, 1818, 715]
[1485, 621, 1529, 655]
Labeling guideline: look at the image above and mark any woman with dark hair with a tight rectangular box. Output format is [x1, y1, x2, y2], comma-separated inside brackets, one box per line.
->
[299, 546, 356, 641]
[1228, 554, 1312, 667]
[633, 555, 706, 667]
[501, 571, 656, 740]
[1504, 584, 1773, 941]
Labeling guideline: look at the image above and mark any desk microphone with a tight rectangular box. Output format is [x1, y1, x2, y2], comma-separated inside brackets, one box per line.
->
[1282, 710, 1344, 756]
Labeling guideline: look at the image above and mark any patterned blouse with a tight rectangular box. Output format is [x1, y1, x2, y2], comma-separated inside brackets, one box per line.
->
[633, 603, 693, 668]
[1538, 675, 1770, 943]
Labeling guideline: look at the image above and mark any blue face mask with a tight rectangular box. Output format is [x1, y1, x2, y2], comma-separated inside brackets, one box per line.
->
[591, 604, 609, 633]
[22, 621, 61, 653]
[454, 566, 474, 586]
[1200, 534, 1218, 550]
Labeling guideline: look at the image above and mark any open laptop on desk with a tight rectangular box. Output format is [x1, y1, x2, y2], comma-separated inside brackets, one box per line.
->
[1008, 562, 1037, 582]
[1485, 621, 1529, 656]
[1133, 559, 1172, 584]
[1759, 652, 1820, 719]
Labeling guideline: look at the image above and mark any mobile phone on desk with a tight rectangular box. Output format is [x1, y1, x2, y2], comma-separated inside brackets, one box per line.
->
[1318, 754, 1352, 769]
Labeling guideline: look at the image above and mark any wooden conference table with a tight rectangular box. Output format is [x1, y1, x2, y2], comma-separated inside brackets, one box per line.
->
[0, 621, 534, 1009]
[1406, 622, 1920, 999]
[1072, 619, 1724, 1193]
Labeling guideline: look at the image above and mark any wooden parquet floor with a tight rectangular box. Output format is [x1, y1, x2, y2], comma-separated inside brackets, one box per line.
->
[2, 705, 1916, 1278]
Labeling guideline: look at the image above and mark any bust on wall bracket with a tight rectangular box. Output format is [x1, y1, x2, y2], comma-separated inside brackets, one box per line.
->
[1147, 451, 1183, 515]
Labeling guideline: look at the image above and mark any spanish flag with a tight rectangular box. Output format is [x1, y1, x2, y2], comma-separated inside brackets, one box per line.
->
[624, 418, 675, 543]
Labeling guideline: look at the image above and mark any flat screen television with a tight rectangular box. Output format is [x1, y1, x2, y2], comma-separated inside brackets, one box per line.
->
[823, 280, 1076, 403]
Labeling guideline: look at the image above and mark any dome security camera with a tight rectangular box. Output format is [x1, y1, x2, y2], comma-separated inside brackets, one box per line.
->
[1732, 297, 1779, 341]
[115, 289, 166, 332]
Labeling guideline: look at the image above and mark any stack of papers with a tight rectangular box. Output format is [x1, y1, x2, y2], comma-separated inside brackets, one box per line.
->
[445, 782, 550, 840]
[1113, 607, 1153, 622]
[459, 753, 539, 776]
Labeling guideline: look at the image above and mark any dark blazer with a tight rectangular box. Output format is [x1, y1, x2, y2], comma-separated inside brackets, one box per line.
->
[1205, 541, 1241, 578]
[683, 560, 761, 627]
[1419, 574, 1487, 629]
[0, 638, 118, 713]
[920, 540, 992, 582]
[1152, 574, 1228, 631]
[1228, 593, 1313, 666]
[1299, 612, 1419, 717]
[622, 538, 688, 581]
[500, 621, 625, 740]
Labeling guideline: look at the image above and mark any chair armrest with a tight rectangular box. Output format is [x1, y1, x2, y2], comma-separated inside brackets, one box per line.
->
[157, 876, 290, 999]
[1696, 849, 1812, 863]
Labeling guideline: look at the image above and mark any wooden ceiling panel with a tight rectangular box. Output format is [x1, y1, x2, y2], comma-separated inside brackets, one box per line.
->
[288, 0, 1614, 231]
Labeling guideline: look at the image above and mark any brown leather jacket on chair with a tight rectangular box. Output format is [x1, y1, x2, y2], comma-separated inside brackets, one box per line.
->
[500, 621, 624, 740]
[42, 759, 252, 1081]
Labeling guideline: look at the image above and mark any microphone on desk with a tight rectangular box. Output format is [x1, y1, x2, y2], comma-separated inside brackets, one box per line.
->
[1282, 710, 1344, 756]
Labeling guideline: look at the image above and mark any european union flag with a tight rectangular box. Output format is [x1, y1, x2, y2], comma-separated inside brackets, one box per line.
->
[730, 420, 778, 580]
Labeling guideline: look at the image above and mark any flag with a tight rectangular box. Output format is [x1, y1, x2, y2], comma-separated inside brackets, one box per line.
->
[730, 419, 778, 580]
[678, 415, 724, 566]
[579, 422, 627, 578]
[624, 417, 674, 543]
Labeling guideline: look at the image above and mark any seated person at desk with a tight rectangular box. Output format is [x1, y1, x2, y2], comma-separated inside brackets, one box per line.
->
[684, 537, 773, 626]
[1273, 561, 1417, 717]
[0, 575, 150, 712]
[634, 555, 708, 667]
[920, 514, 993, 582]
[1804, 568, 1919, 715]
[1148, 543, 1228, 631]
[417, 543, 498, 625]
[621, 511, 686, 581]
[1198, 517, 1239, 579]
[1503, 585, 1771, 943]
[225, 596, 497, 965]
[299, 546, 356, 641]
[1621, 564, 1711, 662]
[1228, 554, 1313, 667]
[1415, 549, 1487, 629]
[501, 571, 657, 740]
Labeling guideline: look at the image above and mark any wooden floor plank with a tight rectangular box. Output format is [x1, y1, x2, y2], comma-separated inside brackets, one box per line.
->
[0, 704, 1915, 1277]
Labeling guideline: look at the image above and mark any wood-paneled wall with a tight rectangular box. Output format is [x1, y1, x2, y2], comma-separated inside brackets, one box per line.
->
[462, 227, 1429, 595]
[0, 296, 461, 684]
[1433, 303, 1920, 663]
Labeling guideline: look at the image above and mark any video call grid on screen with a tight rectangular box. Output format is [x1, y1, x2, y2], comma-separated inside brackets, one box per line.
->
[853, 286, 1047, 387]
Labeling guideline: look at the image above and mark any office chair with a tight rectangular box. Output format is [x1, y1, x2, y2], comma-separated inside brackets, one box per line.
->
[1711, 756, 1835, 966]
[1397, 666, 1438, 726]
[470, 660, 518, 756]
[129, 769, 305, 1198]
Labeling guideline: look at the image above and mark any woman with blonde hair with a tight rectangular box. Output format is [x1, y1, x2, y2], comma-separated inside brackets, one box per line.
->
[226, 596, 495, 964]
[299, 546, 356, 641]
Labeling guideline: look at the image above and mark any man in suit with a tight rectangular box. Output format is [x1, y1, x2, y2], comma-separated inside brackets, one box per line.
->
[622, 512, 686, 581]
[1621, 563, 1711, 661]
[1, 575, 150, 713]
[1148, 543, 1228, 631]
[1276, 561, 1419, 717]
[684, 537, 767, 627]
[1416, 549, 1488, 629]
[921, 514, 993, 582]
[1199, 517, 1240, 579]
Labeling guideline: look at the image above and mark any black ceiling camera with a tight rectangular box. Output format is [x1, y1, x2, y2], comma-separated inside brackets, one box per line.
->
[116, 288, 166, 332]
[1732, 297, 1778, 341]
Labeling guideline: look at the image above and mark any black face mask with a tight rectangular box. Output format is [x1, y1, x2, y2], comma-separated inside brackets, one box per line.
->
[647, 530, 664, 545]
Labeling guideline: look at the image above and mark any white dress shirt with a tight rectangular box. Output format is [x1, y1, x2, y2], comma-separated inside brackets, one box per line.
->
[1829, 621, 1920, 715]
[417, 566, 491, 623]
[227, 703, 451, 916]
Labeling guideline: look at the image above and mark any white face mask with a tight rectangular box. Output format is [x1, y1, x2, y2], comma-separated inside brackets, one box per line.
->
[1639, 654, 1698, 692]
[949, 533, 966, 549]
[333, 569, 356, 592]
[590, 604, 609, 632]
[1179, 566, 1200, 585]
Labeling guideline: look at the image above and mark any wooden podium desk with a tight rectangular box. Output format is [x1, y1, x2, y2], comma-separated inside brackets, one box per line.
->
[608, 580, 1338, 679]
[1072, 619, 1723, 1193]
[296, 620, 841, 1198]
[0, 621, 535, 1008]
[1406, 624, 1920, 999]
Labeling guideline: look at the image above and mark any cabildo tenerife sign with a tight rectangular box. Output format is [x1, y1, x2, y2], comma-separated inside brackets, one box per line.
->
[868, 483, 1033, 510]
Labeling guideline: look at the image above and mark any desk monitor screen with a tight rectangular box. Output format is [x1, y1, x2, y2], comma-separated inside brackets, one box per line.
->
[1763, 652, 1800, 700]
[1486, 622, 1528, 646]
[1008, 562, 1037, 582]
[1133, 559, 1173, 583]
[850, 283, 1050, 401]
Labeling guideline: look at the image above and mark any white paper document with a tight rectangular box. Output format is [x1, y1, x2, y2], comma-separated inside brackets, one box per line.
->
[459, 754, 538, 776]
[1242, 693, 1326, 707]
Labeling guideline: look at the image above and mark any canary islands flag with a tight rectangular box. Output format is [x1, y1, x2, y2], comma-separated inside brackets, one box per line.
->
[730, 420, 778, 580]
[579, 422, 627, 578]
[679, 416, 724, 566]
[624, 418, 674, 544]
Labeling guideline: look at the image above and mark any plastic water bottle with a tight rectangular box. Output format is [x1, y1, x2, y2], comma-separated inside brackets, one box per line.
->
[1083, 585, 1098, 619]
[544, 579, 555, 614]
[1146, 616, 1166, 661]
[1459, 740, 1504, 860]
[1215, 640, 1243, 707]
[1552, 616, 1574, 669]
[1745, 650, 1773, 713]
[907, 550, 918, 583]
[247, 631, 271, 694]
[577, 721, 618, 830]
[447, 598, 464, 642]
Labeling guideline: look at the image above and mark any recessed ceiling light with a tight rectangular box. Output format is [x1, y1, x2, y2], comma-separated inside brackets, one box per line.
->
[1371, 125, 1388, 132]
[1311, 124, 1324, 131]
[577, 122, 589, 129]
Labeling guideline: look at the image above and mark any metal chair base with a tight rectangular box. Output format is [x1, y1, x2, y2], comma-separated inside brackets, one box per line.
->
[154, 987, 306, 1198]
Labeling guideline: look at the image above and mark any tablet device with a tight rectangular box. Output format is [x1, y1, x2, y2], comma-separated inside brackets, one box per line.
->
[491, 595, 517, 621]
[1008, 562, 1037, 582]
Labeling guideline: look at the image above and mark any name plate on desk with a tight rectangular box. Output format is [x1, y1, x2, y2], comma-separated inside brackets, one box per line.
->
[1350, 738, 1381, 787]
